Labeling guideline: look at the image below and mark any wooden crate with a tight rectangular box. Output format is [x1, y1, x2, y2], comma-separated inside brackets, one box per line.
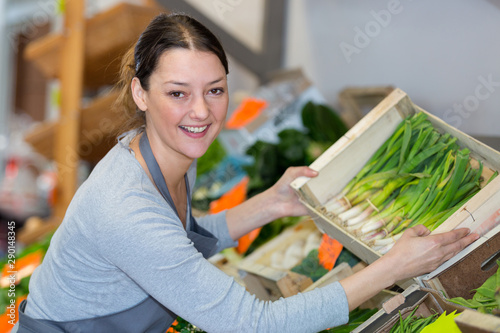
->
[237, 218, 320, 300]
[291, 88, 500, 283]
[237, 218, 358, 300]
[455, 309, 500, 333]
[419, 223, 500, 299]
[353, 284, 469, 333]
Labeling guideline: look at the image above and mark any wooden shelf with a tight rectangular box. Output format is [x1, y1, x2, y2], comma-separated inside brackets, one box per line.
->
[338, 86, 395, 128]
[24, 91, 126, 163]
[24, 3, 166, 87]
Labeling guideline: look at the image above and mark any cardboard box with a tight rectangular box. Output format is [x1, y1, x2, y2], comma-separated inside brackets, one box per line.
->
[419, 223, 500, 299]
[291, 88, 500, 288]
[353, 284, 469, 333]
[237, 218, 355, 300]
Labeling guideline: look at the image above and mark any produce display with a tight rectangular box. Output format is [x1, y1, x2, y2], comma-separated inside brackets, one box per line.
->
[320, 112, 498, 254]
[169, 317, 206, 333]
[388, 306, 439, 333]
[319, 307, 378, 333]
[244, 101, 348, 198]
[291, 248, 360, 282]
[195, 138, 226, 178]
[0, 233, 52, 314]
[242, 101, 348, 255]
[449, 260, 500, 315]
[269, 231, 322, 271]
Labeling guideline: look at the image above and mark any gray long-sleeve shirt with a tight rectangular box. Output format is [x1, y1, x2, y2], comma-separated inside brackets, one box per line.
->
[23, 131, 349, 332]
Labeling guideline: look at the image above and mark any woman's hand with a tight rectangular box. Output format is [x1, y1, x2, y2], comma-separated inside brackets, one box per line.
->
[382, 225, 479, 282]
[267, 166, 319, 219]
[340, 224, 479, 311]
[226, 166, 318, 241]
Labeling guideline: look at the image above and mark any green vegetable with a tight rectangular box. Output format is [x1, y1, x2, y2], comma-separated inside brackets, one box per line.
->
[171, 317, 206, 332]
[449, 260, 500, 315]
[321, 112, 489, 254]
[291, 249, 329, 282]
[302, 101, 348, 144]
[389, 306, 438, 333]
[196, 139, 226, 177]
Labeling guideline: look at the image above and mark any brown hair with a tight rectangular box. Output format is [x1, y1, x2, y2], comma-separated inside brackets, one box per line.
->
[113, 13, 229, 135]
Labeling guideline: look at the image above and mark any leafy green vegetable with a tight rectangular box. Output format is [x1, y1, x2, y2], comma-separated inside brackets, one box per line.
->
[448, 260, 500, 315]
[302, 101, 348, 144]
[389, 306, 438, 333]
[291, 248, 361, 282]
[291, 249, 329, 282]
[171, 317, 206, 332]
[196, 139, 226, 177]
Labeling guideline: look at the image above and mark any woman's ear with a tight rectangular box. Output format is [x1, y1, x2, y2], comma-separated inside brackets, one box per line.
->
[131, 77, 148, 111]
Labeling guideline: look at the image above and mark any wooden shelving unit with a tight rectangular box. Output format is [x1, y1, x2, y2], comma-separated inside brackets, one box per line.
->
[25, 2, 165, 88]
[24, 91, 125, 163]
[21, 1, 166, 243]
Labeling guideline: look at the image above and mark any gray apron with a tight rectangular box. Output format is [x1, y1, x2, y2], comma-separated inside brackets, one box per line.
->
[15, 132, 219, 332]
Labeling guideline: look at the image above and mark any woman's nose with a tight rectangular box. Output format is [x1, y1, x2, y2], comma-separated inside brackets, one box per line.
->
[190, 96, 210, 120]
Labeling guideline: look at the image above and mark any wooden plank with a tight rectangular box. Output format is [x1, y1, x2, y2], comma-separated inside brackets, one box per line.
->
[24, 121, 57, 159]
[276, 272, 313, 297]
[53, 0, 85, 220]
[455, 309, 500, 333]
[24, 91, 124, 163]
[23, 34, 63, 79]
[24, 3, 166, 87]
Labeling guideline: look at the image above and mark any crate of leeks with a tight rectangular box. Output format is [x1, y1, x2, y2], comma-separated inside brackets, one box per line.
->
[291, 88, 500, 287]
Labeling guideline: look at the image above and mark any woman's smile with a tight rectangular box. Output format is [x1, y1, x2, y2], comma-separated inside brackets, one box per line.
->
[179, 124, 211, 138]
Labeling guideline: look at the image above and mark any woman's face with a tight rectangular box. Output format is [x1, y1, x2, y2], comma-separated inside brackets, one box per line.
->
[133, 48, 228, 161]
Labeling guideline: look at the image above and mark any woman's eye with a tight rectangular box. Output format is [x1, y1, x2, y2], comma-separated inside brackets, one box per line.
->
[209, 88, 224, 95]
[169, 91, 184, 98]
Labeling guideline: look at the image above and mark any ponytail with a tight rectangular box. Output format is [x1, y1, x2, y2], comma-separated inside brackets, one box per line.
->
[112, 45, 146, 137]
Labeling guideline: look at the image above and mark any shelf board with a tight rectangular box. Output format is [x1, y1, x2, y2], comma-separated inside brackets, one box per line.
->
[24, 2, 167, 87]
[24, 91, 127, 163]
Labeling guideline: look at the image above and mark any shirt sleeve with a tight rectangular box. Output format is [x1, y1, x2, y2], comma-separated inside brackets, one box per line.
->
[96, 189, 349, 333]
[196, 211, 238, 251]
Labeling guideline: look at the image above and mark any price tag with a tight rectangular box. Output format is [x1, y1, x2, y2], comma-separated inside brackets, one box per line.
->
[225, 98, 268, 129]
[318, 234, 343, 270]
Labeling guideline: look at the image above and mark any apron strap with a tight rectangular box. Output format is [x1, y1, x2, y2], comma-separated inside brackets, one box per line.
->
[138, 131, 219, 258]
[139, 131, 188, 219]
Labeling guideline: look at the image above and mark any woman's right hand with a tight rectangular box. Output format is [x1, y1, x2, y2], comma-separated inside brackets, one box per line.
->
[382, 225, 479, 282]
[340, 225, 478, 311]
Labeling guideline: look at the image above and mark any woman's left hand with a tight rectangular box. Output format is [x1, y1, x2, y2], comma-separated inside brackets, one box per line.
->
[268, 166, 319, 219]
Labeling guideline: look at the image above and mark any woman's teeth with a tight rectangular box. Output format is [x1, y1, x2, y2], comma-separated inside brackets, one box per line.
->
[180, 125, 208, 133]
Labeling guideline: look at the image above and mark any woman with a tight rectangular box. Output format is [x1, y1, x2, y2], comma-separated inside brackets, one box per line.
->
[14, 13, 477, 333]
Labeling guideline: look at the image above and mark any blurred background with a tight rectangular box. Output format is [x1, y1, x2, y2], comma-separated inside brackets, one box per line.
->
[1, 0, 499, 253]
[0, 0, 499, 329]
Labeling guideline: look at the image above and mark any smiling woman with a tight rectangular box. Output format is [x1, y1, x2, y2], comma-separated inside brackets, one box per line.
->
[131, 48, 228, 161]
[12, 11, 478, 333]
